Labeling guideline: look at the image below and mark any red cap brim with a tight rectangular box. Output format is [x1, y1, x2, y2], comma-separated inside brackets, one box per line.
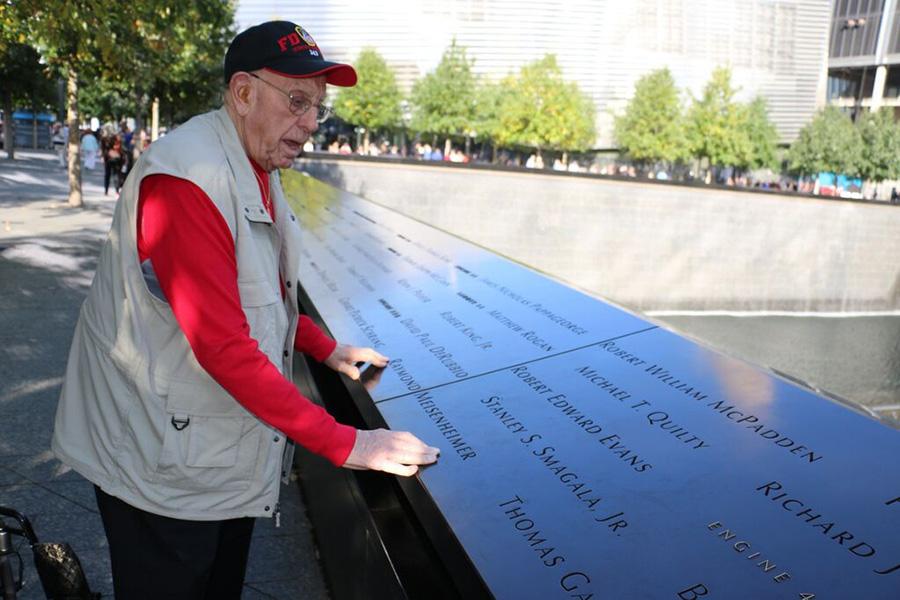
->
[263, 63, 357, 87]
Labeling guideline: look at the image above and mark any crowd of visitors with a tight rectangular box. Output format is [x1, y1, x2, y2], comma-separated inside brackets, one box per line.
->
[33, 123, 900, 203]
[49, 120, 153, 195]
[304, 135, 899, 198]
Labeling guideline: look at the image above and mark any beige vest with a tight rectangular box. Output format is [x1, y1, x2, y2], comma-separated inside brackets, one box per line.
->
[52, 108, 303, 520]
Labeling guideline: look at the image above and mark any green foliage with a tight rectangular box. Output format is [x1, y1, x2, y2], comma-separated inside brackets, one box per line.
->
[77, 78, 139, 123]
[686, 66, 751, 169]
[16, 1, 233, 124]
[496, 55, 596, 152]
[0, 2, 27, 53]
[11, 0, 233, 204]
[613, 68, 688, 165]
[472, 82, 511, 142]
[0, 43, 55, 112]
[18, 1, 123, 77]
[739, 97, 779, 171]
[131, 2, 235, 124]
[0, 42, 55, 158]
[410, 40, 478, 139]
[856, 109, 900, 182]
[788, 106, 863, 176]
[334, 48, 403, 134]
[487, 74, 520, 150]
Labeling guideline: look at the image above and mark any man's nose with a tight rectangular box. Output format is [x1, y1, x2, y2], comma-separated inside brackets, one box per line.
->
[298, 109, 319, 133]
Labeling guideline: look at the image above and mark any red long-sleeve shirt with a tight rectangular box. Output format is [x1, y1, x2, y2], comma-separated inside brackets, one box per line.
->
[136, 164, 356, 466]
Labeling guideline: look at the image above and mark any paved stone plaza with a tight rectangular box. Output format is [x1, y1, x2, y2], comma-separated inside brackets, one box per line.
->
[0, 151, 330, 599]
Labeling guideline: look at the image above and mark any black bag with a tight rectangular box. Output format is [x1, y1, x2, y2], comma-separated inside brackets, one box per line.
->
[0, 507, 100, 600]
[31, 543, 98, 600]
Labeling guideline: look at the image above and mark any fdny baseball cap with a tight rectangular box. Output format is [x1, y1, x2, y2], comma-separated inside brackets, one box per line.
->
[224, 21, 357, 86]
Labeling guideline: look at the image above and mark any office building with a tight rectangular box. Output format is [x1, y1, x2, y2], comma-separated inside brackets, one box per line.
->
[235, 1, 833, 147]
[827, 0, 900, 119]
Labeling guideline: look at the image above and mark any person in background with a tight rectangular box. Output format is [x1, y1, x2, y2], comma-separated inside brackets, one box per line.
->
[137, 127, 150, 155]
[52, 21, 439, 599]
[51, 122, 66, 167]
[80, 128, 99, 170]
[102, 132, 125, 195]
[119, 121, 134, 174]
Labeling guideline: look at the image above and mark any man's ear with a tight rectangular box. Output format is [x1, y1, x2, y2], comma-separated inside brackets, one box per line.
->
[228, 73, 255, 116]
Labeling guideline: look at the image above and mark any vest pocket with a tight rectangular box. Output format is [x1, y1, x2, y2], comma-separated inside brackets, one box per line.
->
[238, 280, 286, 366]
[184, 415, 241, 467]
[153, 380, 262, 491]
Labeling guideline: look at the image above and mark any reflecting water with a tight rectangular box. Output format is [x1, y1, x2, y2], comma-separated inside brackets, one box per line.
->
[652, 313, 900, 428]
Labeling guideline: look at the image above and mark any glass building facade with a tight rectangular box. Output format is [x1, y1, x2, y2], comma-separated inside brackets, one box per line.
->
[235, 1, 833, 146]
[827, 0, 900, 120]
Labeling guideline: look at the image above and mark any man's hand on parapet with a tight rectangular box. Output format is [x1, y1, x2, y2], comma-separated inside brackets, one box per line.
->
[324, 344, 389, 380]
[343, 429, 440, 477]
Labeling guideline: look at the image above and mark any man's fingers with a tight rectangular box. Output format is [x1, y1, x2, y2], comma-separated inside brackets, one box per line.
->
[328, 344, 389, 377]
[375, 461, 419, 477]
[338, 362, 361, 380]
[366, 349, 389, 367]
[386, 447, 439, 466]
[344, 428, 440, 477]
[349, 346, 389, 367]
[393, 431, 440, 456]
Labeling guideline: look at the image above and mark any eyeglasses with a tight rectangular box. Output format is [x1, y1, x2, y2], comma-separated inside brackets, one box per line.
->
[248, 72, 334, 123]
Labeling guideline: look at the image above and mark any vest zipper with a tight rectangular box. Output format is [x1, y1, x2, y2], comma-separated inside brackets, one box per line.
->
[274, 503, 281, 528]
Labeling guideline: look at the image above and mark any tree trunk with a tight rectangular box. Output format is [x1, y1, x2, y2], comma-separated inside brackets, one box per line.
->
[363, 130, 370, 154]
[151, 96, 160, 141]
[3, 96, 15, 159]
[66, 68, 83, 208]
[443, 138, 451, 158]
[134, 89, 145, 133]
[32, 114, 38, 149]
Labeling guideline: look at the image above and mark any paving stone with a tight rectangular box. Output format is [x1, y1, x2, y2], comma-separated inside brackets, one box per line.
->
[245, 534, 328, 593]
[0, 411, 54, 456]
[42, 479, 98, 513]
[0, 482, 87, 517]
[0, 464, 26, 486]
[7, 452, 83, 484]
[28, 508, 107, 556]
[245, 577, 331, 600]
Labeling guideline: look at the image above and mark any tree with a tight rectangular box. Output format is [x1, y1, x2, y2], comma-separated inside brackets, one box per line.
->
[410, 40, 478, 155]
[78, 78, 138, 126]
[856, 109, 900, 183]
[16, 0, 138, 206]
[333, 48, 402, 151]
[686, 66, 750, 172]
[0, 2, 24, 52]
[472, 81, 508, 162]
[788, 106, 863, 177]
[488, 73, 521, 152]
[613, 68, 689, 168]
[739, 97, 780, 171]
[129, 2, 234, 131]
[496, 55, 596, 156]
[17, 1, 233, 207]
[0, 43, 54, 159]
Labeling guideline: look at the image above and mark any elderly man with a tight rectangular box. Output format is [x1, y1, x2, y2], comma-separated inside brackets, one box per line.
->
[52, 21, 438, 599]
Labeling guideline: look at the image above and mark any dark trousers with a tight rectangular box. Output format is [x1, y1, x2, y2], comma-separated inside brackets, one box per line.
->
[94, 486, 255, 600]
[103, 158, 124, 194]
